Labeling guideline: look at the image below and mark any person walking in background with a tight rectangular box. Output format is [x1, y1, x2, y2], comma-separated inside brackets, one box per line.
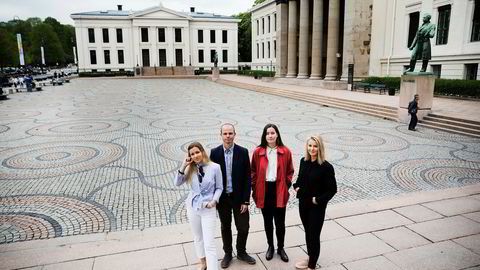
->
[251, 123, 294, 263]
[210, 123, 256, 268]
[408, 94, 419, 131]
[293, 136, 337, 270]
[174, 142, 223, 270]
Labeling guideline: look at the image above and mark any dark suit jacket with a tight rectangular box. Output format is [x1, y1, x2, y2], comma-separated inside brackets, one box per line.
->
[210, 144, 251, 206]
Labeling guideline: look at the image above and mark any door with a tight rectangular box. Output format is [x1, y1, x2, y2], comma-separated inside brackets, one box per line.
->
[142, 49, 150, 67]
[175, 49, 183, 66]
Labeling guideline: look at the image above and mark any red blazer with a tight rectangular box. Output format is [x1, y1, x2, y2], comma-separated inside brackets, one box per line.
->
[251, 146, 294, 208]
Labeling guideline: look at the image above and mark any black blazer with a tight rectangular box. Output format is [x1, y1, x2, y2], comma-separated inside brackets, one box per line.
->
[210, 144, 252, 206]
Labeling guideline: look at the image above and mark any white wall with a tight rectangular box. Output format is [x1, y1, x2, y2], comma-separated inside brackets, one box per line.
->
[251, 0, 277, 71]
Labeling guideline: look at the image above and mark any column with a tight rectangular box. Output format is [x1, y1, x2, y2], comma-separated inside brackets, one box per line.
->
[286, 0, 298, 78]
[297, 0, 309, 78]
[310, 0, 324, 79]
[324, 0, 340, 81]
[275, 0, 289, 77]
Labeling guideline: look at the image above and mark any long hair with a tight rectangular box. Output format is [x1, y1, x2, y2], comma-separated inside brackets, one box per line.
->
[185, 142, 210, 184]
[259, 123, 284, 148]
[304, 135, 326, 165]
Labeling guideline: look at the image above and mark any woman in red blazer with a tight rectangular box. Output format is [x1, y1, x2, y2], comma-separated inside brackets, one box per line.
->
[251, 123, 294, 263]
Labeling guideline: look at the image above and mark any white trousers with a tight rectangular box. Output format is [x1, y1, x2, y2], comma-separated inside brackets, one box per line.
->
[187, 205, 218, 270]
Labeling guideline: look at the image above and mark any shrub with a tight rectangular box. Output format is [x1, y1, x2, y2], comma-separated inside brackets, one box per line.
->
[237, 70, 275, 77]
[79, 71, 134, 77]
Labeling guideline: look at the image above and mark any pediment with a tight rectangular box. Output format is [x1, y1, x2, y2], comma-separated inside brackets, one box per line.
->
[132, 6, 190, 20]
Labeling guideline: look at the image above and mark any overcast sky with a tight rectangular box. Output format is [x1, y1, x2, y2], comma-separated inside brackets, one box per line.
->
[0, 0, 257, 25]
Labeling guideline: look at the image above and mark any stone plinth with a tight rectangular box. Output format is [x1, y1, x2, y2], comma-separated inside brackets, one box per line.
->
[212, 67, 220, 81]
[398, 74, 435, 123]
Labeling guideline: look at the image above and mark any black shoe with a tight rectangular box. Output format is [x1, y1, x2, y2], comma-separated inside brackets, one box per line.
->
[265, 246, 274, 261]
[277, 248, 289, 262]
[221, 253, 233, 268]
[237, 252, 256, 264]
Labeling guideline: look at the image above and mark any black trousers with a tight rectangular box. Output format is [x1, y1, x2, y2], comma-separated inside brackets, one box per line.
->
[261, 181, 286, 249]
[217, 193, 250, 255]
[299, 200, 326, 269]
[409, 113, 418, 130]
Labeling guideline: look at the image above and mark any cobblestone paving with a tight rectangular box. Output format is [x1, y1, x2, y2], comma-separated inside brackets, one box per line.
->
[0, 78, 479, 244]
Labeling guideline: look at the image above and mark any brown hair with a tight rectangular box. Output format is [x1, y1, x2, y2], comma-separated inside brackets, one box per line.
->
[185, 142, 210, 184]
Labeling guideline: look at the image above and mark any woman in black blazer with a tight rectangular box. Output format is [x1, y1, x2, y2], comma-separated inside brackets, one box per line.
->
[293, 135, 337, 270]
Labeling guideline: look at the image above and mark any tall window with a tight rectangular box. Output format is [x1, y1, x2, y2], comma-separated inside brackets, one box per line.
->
[141, 28, 148, 42]
[274, 40, 276, 57]
[90, 50, 96, 64]
[222, 50, 228, 63]
[88, 28, 95, 43]
[436, 5, 451, 45]
[159, 49, 166, 66]
[117, 50, 124, 64]
[262, 18, 265, 34]
[198, 49, 204, 63]
[268, 41, 270, 58]
[116, 29, 123, 43]
[262, 42, 264, 58]
[431, 65, 441, 78]
[175, 28, 182, 42]
[104, 50, 110, 64]
[268, 16, 271, 33]
[465, 64, 478, 80]
[142, 49, 150, 67]
[102, 28, 109, 43]
[158, 28, 165, 42]
[257, 20, 259, 35]
[210, 30, 216, 43]
[198, 29, 204, 43]
[257, 43, 259, 59]
[472, 0, 480, 42]
[408, 12, 420, 47]
[222, 30, 228, 43]
[274, 14, 277, 31]
[210, 50, 216, 63]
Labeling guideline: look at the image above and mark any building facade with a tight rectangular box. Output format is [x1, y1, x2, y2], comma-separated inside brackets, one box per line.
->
[251, 0, 373, 81]
[370, 0, 480, 79]
[71, 4, 240, 72]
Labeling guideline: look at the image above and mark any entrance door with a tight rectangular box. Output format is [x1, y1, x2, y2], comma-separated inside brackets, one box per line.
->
[175, 49, 183, 66]
[142, 49, 150, 67]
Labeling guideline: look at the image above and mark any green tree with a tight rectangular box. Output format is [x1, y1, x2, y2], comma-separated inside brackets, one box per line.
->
[31, 23, 65, 65]
[0, 28, 17, 68]
[254, 0, 267, 6]
[234, 12, 252, 62]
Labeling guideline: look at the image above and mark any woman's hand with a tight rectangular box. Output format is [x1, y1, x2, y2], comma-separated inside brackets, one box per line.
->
[206, 201, 217, 208]
[180, 154, 192, 173]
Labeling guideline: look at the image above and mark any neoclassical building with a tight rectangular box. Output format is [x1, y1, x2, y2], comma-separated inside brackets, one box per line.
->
[251, 0, 373, 81]
[370, 0, 480, 80]
[71, 4, 240, 72]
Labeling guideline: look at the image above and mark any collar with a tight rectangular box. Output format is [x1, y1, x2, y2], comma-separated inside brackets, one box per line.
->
[258, 146, 285, 156]
[223, 144, 235, 153]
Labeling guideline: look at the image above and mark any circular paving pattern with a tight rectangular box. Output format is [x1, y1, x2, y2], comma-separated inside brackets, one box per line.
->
[57, 108, 132, 118]
[388, 159, 480, 191]
[0, 111, 41, 120]
[26, 120, 129, 136]
[148, 106, 215, 115]
[227, 104, 291, 113]
[0, 195, 115, 244]
[0, 141, 125, 180]
[395, 125, 479, 142]
[0, 125, 9, 134]
[151, 116, 238, 129]
[253, 113, 333, 126]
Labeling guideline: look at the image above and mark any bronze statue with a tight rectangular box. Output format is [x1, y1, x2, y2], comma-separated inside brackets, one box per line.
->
[406, 14, 436, 73]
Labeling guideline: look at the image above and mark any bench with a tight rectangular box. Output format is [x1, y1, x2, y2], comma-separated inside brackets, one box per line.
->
[354, 82, 387, 94]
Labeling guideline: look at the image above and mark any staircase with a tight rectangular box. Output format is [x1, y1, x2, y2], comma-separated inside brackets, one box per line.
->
[214, 78, 398, 121]
[419, 114, 480, 138]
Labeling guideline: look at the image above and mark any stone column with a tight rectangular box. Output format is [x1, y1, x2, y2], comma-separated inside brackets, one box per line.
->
[275, 0, 289, 77]
[297, 0, 310, 78]
[310, 0, 324, 79]
[286, 0, 298, 78]
[324, 0, 340, 81]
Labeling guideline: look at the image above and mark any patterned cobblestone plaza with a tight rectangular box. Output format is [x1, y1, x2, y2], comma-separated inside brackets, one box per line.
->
[1, 78, 479, 245]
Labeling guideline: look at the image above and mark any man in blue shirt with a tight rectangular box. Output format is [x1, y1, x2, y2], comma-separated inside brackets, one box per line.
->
[210, 123, 256, 268]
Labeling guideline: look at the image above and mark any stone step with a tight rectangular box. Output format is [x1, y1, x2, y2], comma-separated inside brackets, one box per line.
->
[428, 113, 480, 126]
[422, 116, 480, 130]
[418, 121, 480, 138]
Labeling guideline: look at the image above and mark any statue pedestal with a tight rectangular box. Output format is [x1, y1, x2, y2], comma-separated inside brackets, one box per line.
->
[398, 74, 435, 123]
[212, 67, 220, 81]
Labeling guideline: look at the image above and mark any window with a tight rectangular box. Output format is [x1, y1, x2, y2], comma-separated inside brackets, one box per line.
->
[198, 29, 203, 43]
[223, 50, 228, 63]
[465, 64, 478, 80]
[274, 40, 276, 57]
[472, 0, 480, 41]
[102, 28, 109, 43]
[407, 12, 420, 47]
[268, 41, 270, 58]
[90, 50, 96, 64]
[210, 30, 216, 43]
[175, 49, 183, 66]
[104, 50, 110, 64]
[210, 50, 216, 63]
[116, 29, 123, 43]
[175, 28, 182, 42]
[141, 28, 148, 42]
[431, 65, 441, 78]
[257, 43, 259, 59]
[88, 28, 95, 43]
[159, 49, 166, 66]
[198, 50, 204, 63]
[262, 42, 264, 58]
[257, 20, 259, 35]
[222, 30, 227, 43]
[268, 16, 271, 33]
[436, 5, 451, 45]
[158, 28, 165, 42]
[118, 50, 124, 64]
[274, 14, 277, 31]
[142, 49, 150, 67]
[262, 18, 265, 34]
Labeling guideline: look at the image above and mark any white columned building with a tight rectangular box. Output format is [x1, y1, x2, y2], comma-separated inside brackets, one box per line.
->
[71, 4, 240, 73]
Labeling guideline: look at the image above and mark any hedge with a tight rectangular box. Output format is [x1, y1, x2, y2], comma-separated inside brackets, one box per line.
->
[361, 77, 480, 98]
[79, 71, 134, 77]
[237, 70, 275, 77]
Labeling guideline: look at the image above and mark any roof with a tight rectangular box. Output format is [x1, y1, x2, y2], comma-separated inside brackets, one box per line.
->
[184, 11, 236, 20]
[71, 10, 133, 16]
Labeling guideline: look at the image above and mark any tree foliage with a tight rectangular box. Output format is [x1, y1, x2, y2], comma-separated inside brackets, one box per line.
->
[234, 12, 252, 62]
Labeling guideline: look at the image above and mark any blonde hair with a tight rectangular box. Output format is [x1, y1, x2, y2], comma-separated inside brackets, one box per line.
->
[185, 142, 211, 184]
[304, 135, 326, 165]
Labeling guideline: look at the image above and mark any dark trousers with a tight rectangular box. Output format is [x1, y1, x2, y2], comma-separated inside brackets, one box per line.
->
[217, 194, 250, 255]
[261, 181, 286, 249]
[409, 113, 418, 130]
[299, 201, 326, 269]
